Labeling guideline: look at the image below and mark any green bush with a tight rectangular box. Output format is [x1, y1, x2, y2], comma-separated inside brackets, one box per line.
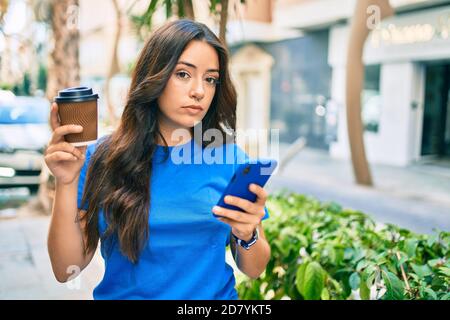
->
[236, 192, 450, 300]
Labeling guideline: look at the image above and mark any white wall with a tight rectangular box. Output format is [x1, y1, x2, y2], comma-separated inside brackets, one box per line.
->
[367, 63, 420, 166]
[231, 45, 274, 158]
[329, 66, 350, 159]
[330, 62, 425, 166]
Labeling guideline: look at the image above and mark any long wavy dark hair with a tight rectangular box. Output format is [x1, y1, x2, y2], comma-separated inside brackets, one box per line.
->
[79, 19, 237, 263]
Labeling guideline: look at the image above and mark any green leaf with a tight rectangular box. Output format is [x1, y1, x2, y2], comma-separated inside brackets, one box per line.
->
[164, 0, 173, 18]
[382, 271, 405, 300]
[409, 273, 420, 282]
[419, 285, 425, 298]
[295, 262, 309, 296]
[328, 277, 342, 292]
[176, 0, 185, 17]
[403, 239, 418, 258]
[427, 258, 443, 268]
[396, 252, 409, 266]
[426, 234, 438, 247]
[438, 267, 450, 277]
[424, 288, 437, 300]
[335, 248, 345, 266]
[321, 287, 330, 300]
[349, 272, 361, 290]
[352, 249, 366, 263]
[297, 234, 309, 247]
[145, 0, 159, 26]
[440, 292, 450, 300]
[356, 260, 369, 272]
[326, 202, 342, 213]
[385, 262, 398, 275]
[360, 277, 370, 300]
[366, 272, 375, 289]
[280, 237, 293, 255]
[328, 247, 337, 264]
[303, 262, 326, 300]
[430, 276, 444, 288]
[344, 248, 354, 260]
[411, 264, 433, 278]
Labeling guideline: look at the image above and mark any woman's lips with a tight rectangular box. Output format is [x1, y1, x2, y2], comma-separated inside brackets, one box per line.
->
[182, 106, 203, 115]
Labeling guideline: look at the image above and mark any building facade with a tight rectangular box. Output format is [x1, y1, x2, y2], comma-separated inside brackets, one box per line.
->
[273, 0, 450, 166]
[328, 3, 450, 166]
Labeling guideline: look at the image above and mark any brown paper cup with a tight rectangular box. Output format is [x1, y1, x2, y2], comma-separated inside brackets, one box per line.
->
[54, 87, 99, 146]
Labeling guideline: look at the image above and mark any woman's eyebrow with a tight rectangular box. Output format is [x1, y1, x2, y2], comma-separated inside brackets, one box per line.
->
[177, 61, 219, 73]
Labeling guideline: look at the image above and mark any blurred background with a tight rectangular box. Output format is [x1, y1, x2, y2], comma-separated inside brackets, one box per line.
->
[0, 0, 449, 299]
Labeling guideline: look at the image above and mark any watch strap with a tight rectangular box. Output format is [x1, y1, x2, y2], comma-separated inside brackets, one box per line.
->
[232, 228, 259, 250]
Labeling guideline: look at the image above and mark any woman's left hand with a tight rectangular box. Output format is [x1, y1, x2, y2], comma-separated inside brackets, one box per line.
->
[212, 183, 267, 242]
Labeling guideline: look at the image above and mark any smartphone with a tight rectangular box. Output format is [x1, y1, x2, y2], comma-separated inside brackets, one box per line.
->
[213, 159, 278, 217]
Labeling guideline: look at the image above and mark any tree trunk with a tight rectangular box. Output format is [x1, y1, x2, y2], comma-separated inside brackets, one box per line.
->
[219, 0, 229, 44]
[346, 0, 393, 186]
[46, 0, 80, 101]
[104, 0, 122, 128]
[0, 0, 8, 22]
[40, 0, 81, 214]
[183, 0, 195, 20]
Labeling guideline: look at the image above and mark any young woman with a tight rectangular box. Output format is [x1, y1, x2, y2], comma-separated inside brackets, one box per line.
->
[45, 19, 271, 300]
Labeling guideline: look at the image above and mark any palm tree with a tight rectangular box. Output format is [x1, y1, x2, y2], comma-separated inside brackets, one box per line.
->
[46, 0, 80, 101]
[218, 0, 228, 43]
[33, 0, 81, 213]
[130, 0, 232, 44]
[346, 0, 393, 186]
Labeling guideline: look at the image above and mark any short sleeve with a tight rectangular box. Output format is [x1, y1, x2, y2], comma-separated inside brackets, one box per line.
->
[233, 144, 270, 222]
[77, 143, 95, 211]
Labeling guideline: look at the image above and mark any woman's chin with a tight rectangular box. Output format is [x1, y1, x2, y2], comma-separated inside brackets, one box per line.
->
[178, 117, 203, 128]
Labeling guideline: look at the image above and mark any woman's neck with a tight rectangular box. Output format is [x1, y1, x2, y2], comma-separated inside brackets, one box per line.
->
[156, 123, 193, 147]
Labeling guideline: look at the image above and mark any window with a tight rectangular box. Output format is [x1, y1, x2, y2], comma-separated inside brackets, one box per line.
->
[362, 64, 381, 133]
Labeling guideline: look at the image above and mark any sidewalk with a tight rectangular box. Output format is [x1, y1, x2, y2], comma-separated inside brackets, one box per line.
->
[265, 145, 450, 234]
[0, 199, 104, 299]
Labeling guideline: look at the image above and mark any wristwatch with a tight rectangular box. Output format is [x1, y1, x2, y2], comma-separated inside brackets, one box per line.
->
[232, 228, 259, 250]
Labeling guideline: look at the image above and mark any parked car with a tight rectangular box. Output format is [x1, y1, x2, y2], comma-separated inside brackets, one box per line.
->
[0, 94, 51, 193]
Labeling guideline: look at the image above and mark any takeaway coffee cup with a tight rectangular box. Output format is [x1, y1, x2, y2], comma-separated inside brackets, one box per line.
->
[54, 86, 99, 146]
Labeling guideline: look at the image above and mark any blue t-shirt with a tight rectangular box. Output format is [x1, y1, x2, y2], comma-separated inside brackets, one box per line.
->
[77, 137, 269, 300]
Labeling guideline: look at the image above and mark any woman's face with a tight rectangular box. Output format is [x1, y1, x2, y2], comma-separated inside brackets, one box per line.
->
[157, 40, 220, 135]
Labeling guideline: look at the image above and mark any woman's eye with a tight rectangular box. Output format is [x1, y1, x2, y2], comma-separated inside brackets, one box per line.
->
[206, 77, 218, 85]
[176, 71, 190, 79]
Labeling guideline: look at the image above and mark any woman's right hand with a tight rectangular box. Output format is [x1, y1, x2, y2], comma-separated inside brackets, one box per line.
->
[44, 102, 87, 185]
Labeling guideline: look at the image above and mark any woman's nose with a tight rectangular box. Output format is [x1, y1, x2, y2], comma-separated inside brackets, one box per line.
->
[190, 78, 205, 101]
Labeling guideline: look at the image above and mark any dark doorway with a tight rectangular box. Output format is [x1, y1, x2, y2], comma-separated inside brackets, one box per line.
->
[421, 63, 450, 158]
